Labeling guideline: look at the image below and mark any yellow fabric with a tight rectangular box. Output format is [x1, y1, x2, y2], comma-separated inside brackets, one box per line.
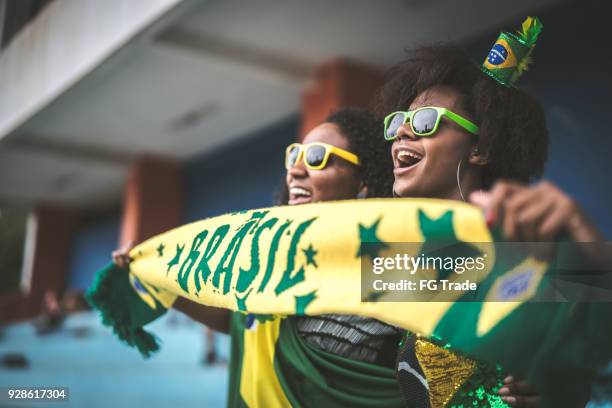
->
[415, 336, 476, 407]
[241, 317, 291, 408]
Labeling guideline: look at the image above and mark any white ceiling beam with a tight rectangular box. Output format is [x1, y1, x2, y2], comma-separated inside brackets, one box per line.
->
[0, 0, 193, 141]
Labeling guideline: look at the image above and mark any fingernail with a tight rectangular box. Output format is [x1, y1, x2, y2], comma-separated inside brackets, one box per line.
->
[504, 375, 514, 384]
[486, 210, 496, 227]
[501, 396, 516, 404]
[498, 386, 510, 395]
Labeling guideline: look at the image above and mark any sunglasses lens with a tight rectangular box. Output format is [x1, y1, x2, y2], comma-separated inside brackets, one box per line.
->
[305, 145, 326, 167]
[412, 108, 438, 135]
[286, 146, 300, 167]
[386, 112, 405, 140]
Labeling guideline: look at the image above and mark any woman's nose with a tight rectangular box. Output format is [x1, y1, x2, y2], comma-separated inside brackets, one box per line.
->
[395, 123, 418, 140]
[288, 160, 308, 178]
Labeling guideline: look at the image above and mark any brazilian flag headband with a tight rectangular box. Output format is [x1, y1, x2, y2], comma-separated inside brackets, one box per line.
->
[482, 16, 543, 87]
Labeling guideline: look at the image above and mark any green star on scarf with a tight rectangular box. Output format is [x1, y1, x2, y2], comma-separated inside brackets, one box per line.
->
[166, 243, 185, 274]
[156, 243, 165, 258]
[417, 209, 481, 280]
[356, 217, 389, 260]
[302, 244, 318, 268]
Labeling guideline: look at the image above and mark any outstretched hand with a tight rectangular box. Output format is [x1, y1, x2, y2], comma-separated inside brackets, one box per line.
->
[111, 240, 135, 268]
[470, 180, 603, 242]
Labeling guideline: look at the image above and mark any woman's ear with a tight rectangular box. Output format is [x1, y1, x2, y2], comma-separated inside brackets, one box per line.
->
[468, 145, 488, 166]
[357, 184, 368, 199]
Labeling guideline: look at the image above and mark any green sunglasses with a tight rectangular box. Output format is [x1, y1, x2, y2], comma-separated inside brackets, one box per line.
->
[384, 106, 479, 140]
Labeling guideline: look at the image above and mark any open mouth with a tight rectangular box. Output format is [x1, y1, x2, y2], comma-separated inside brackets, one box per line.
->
[289, 186, 312, 205]
[395, 149, 424, 170]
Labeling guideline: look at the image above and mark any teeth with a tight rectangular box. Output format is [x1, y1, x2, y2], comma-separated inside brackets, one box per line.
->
[397, 150, 423, 162]
[290, 187, 311, 197]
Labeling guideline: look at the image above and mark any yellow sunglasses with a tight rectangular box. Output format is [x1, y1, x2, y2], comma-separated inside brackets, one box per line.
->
[285, 142, 361, 170]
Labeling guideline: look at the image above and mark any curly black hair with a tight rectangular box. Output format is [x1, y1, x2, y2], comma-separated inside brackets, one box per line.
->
[377, 44, 549, 188]
[275, 108, 394, 204]
[325, 108, 394, 198]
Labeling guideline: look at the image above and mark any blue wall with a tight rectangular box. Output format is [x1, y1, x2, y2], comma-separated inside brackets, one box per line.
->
[67, 212, 120, 290]
[466, 0, 612, 237]
[183, 114, 299, 222]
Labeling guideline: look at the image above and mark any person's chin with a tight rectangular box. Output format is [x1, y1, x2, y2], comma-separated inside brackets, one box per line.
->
[393, 179, 419, 198]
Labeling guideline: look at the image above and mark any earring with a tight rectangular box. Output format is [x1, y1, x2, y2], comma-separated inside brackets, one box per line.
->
[457, 159, 466, 202]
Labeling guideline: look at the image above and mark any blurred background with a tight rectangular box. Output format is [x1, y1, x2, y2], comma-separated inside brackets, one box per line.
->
[0, 0, 610, 406]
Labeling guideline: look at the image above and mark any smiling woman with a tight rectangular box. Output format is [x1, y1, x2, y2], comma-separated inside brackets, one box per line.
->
[380, 43, 604, 407]
[113, 109, 403, 406]
[381, 48, 548, 204]
[285, 109, 393, 205]
[224, 109, 411, 407]
[280, 109, 404, 367]
[286, 133, 363, 204]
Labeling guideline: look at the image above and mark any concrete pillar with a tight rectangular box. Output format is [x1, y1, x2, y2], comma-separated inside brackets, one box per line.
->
[119, 156, 183, 246]
[24, 205, 80, 317]
[0, 156, 182, 324]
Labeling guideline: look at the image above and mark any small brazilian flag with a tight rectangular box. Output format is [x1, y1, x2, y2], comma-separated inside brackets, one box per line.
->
[482, 17, 543, 86]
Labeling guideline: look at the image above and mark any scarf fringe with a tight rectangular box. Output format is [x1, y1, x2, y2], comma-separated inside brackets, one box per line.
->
[85, 262, 161, 357]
